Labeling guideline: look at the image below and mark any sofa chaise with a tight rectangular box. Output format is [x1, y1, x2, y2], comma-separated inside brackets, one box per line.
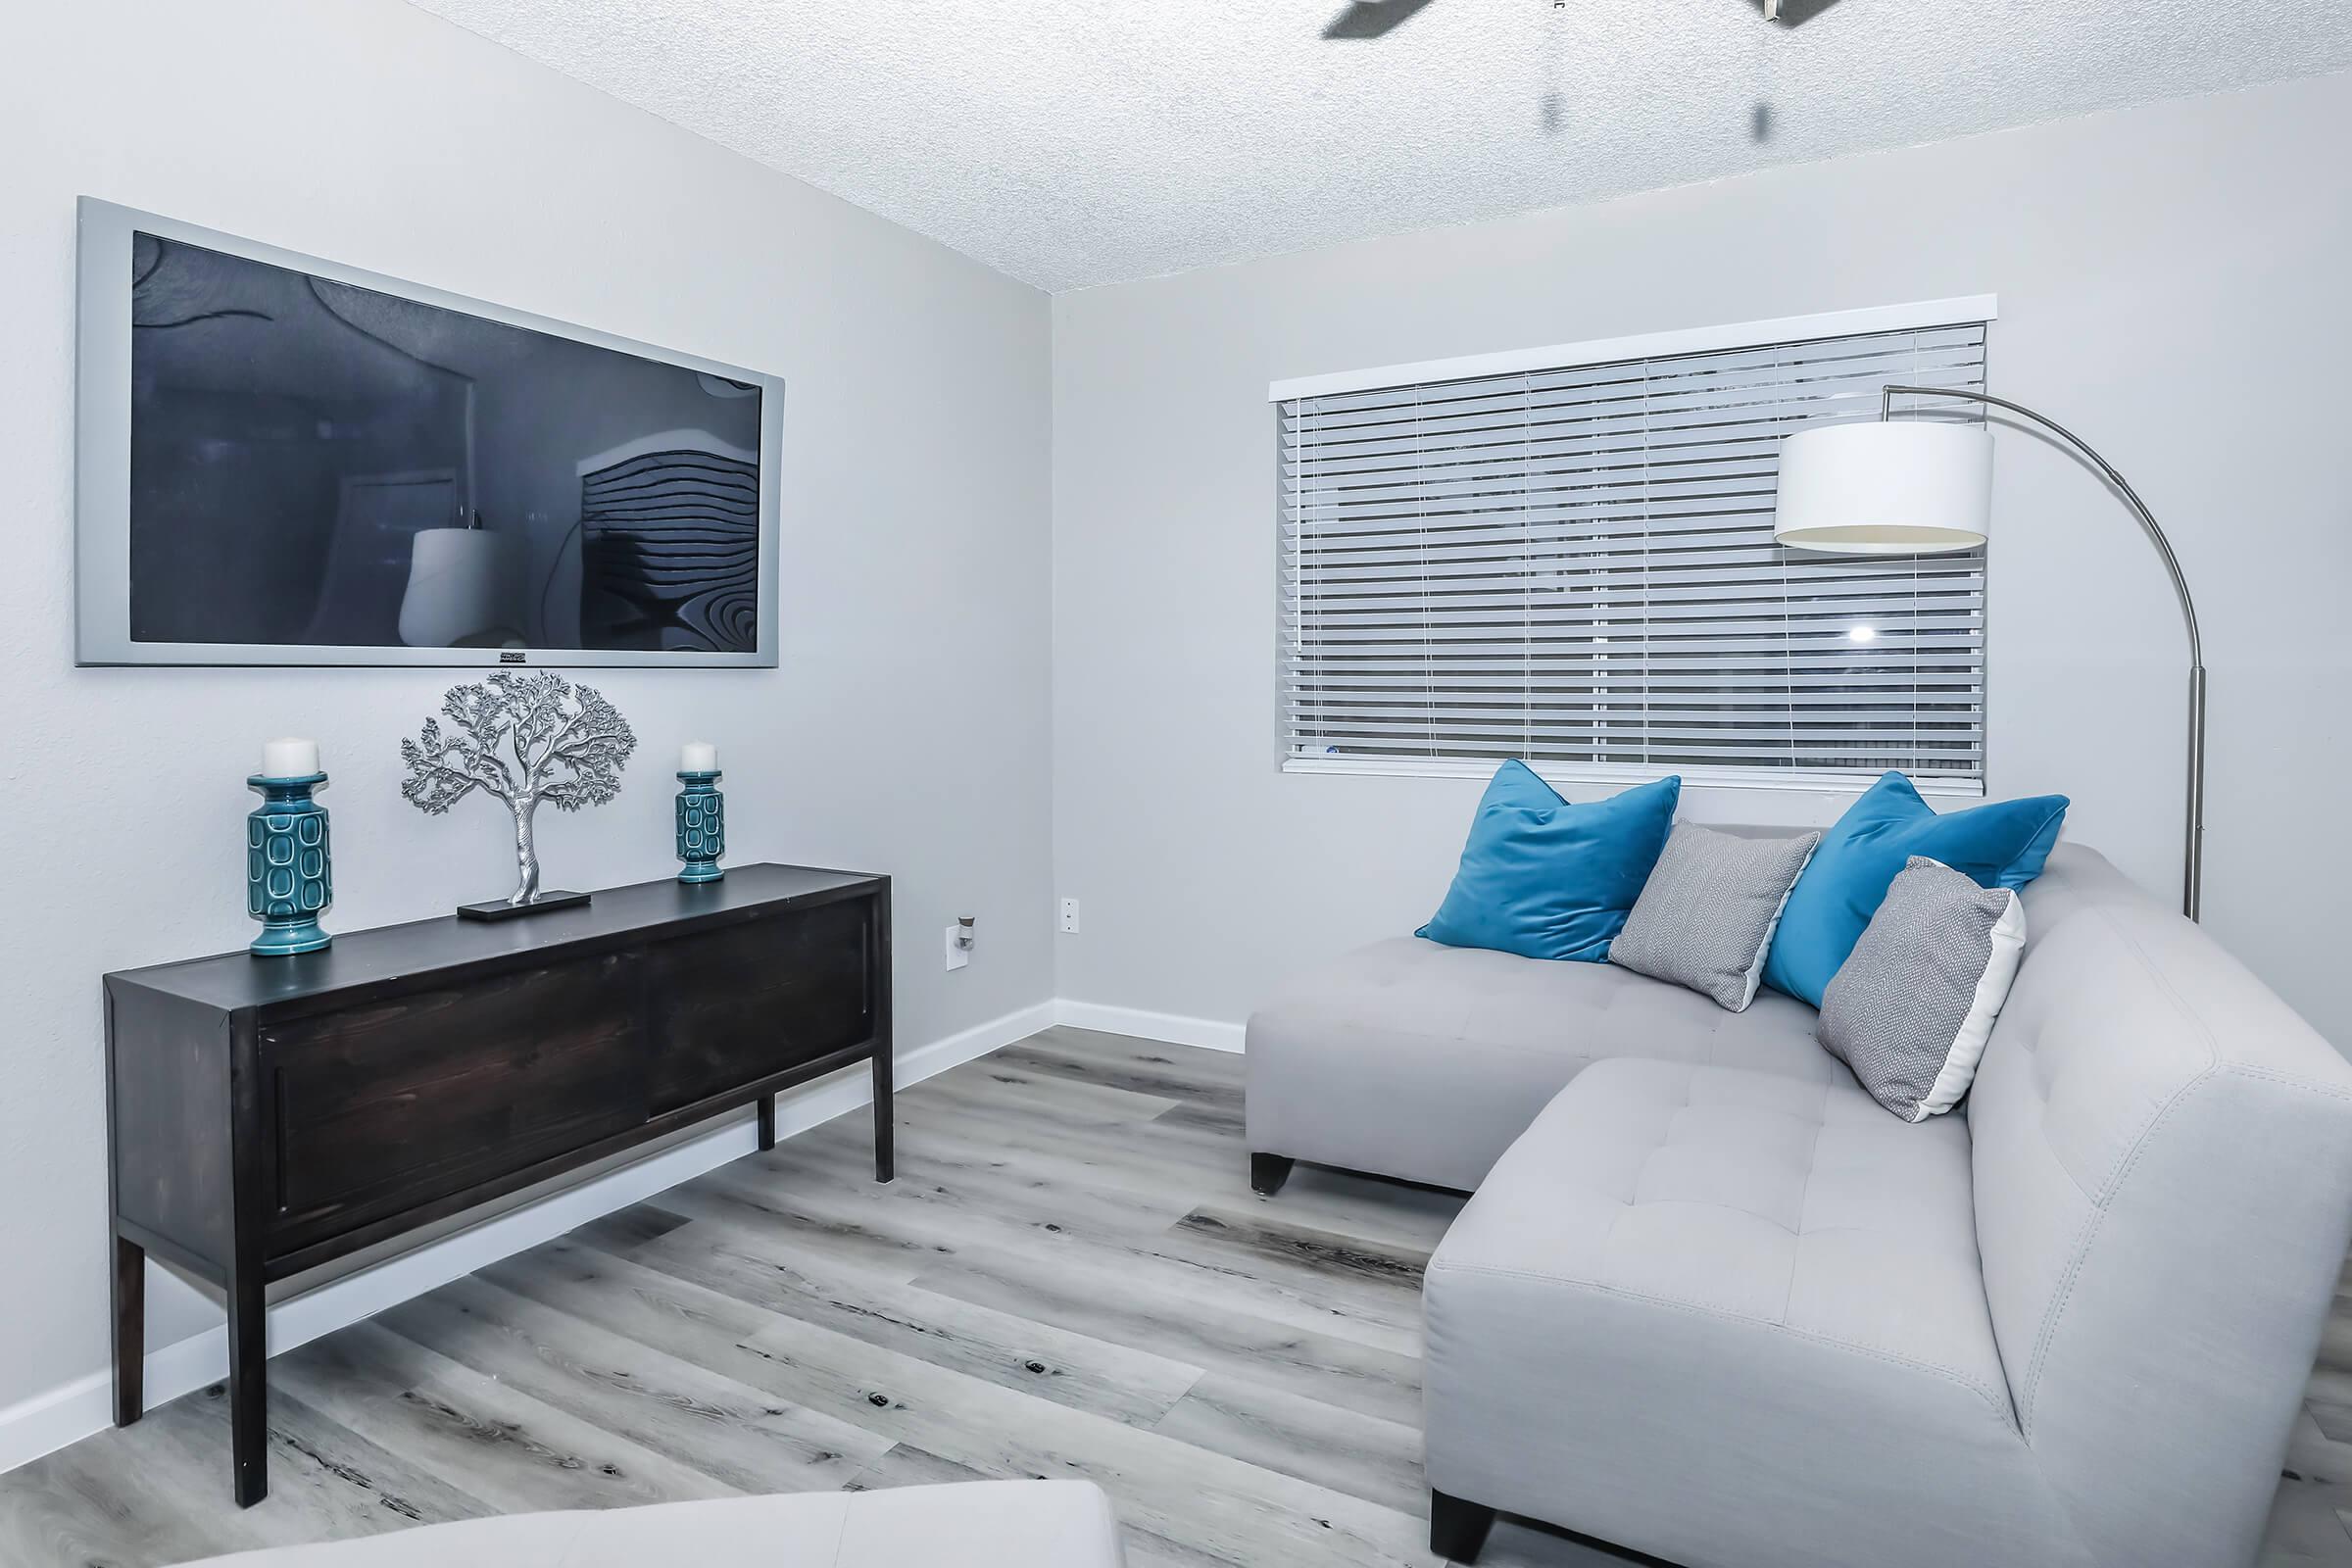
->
[169, 1481, 1124, 1567]
[1246, 839, 2352, 1568]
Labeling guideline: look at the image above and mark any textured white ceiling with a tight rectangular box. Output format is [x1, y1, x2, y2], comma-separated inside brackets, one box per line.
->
[408, 0, 2352, 291]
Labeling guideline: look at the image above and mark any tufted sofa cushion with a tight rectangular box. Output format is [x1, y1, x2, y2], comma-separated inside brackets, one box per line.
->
[1964, 846, 2352, 1567]
[1246, 935, 1842, 1192]
[1423, 1057, 2079, 1568]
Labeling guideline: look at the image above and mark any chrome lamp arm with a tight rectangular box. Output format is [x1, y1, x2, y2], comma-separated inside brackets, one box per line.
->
[1877, 384, 2206, 921]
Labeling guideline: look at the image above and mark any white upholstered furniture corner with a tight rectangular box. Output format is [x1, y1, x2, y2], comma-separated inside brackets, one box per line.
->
[168, 1481, 1124, 1568]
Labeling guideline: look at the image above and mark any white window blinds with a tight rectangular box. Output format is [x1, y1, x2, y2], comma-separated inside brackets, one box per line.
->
[1276, 312, 1990, 792]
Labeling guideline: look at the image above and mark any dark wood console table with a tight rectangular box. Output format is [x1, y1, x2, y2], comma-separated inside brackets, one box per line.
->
[103, 863, 892, 1506]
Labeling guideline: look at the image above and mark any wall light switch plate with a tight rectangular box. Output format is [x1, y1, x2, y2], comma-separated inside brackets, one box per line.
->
[1058, 898, 1081, 934]
[945, 924, 970, 971]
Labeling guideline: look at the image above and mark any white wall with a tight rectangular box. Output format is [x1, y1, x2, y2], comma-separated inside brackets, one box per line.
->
[1051, 70, 2352, 1050]
[0, 0, 1051, 1424]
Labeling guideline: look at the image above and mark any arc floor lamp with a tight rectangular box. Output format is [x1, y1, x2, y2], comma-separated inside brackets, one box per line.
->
[1773, 387, 2206, 921]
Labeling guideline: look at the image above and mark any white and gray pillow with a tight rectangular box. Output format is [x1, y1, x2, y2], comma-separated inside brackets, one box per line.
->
[1608, 824, 1821, 1011]
[1817, 856, 2028, 1122]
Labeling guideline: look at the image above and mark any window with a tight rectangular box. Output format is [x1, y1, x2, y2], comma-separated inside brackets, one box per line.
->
[1274, 299, 1993, 794]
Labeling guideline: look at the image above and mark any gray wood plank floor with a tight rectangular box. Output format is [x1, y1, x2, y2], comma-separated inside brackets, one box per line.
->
[4, 1027, 2348, 1566]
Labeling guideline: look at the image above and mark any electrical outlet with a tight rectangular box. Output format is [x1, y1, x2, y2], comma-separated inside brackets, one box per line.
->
[1058, 898, 1081, 934]
[945, 923, 970, 971]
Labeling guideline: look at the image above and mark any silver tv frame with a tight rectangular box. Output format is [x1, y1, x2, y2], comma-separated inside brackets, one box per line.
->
[74, 197, 785, 667]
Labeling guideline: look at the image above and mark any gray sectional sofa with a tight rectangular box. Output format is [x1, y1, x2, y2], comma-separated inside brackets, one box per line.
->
[1245, 838, 2352, 1568]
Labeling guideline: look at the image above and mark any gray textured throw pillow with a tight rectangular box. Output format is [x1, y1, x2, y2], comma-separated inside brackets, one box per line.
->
[1608, 824, 1821, 1011]
[1818, 856, 2028, 1122]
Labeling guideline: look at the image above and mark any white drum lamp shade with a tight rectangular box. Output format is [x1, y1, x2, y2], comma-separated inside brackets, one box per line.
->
[1773, 420, 1993, 556]
[1769, 387, 2206, 924]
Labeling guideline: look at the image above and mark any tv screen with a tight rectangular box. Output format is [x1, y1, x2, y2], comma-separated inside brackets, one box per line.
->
[74, 200, 782, 666]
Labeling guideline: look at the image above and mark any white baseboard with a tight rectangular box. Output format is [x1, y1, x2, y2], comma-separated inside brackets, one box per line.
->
[1052, 999, 1246, 1054]
[0, 999, 1054, 1480]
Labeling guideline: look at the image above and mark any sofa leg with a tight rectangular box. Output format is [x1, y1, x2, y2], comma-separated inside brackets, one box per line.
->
[1249, 1152, 1295, 1197]
[1429, 1490, 1495, 1563]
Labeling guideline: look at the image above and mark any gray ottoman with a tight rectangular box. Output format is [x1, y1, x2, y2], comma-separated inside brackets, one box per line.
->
[172, 1481, 1124, 1567]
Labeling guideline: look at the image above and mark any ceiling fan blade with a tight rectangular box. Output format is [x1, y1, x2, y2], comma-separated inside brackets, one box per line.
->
[1753, 0, 1844, 25]
[1323, 0, 1440, 39]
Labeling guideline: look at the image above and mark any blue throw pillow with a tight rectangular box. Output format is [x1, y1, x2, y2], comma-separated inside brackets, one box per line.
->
[1418, 763, 1682, 962]
[1761, 771, 2069, 1007]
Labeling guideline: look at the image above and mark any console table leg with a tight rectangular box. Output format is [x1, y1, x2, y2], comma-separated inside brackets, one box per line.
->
[111, 1234, 144, 1427]
[757, 1095, 776, 1152]
[226, 1269, 269, 1507]
[872, 1049, 895, 1184]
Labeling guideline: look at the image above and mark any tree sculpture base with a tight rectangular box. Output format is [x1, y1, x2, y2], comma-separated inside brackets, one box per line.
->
[457, 890, 593, 921]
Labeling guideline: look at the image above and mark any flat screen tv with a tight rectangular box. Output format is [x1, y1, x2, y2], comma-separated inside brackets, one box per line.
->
[74, 198, 784, 666]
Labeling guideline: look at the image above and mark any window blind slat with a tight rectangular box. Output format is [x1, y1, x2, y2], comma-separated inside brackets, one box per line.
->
[1278, 319, 1987, 783]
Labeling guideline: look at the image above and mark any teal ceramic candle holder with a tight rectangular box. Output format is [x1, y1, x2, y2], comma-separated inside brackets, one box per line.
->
[676, 769, 725, 883]
[247, 773, 333, 956]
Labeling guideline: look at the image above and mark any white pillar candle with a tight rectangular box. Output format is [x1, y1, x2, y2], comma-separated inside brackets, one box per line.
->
[263, 737, 320, 778]
[679, 741, 717, 773]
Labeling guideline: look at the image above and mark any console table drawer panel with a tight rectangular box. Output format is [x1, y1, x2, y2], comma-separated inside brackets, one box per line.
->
[646, 898, 874, 1114]
[262, 952, 646, 1242]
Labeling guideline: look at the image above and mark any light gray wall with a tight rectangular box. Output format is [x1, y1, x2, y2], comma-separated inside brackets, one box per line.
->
[0, 0, 1051, 1416]
[1051, 69, 2352, 1050]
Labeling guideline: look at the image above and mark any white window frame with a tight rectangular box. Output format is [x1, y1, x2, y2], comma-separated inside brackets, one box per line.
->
[1270, 296, 1997, 799]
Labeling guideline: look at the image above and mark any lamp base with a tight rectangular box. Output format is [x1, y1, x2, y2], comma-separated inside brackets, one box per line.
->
[458, 890, 591, 921]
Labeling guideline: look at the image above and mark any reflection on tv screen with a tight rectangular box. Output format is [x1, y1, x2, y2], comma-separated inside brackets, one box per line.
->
[127, 235, 762, 654]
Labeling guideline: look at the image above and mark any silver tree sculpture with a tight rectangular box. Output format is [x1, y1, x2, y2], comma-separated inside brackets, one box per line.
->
[399, 672, 638, 906]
